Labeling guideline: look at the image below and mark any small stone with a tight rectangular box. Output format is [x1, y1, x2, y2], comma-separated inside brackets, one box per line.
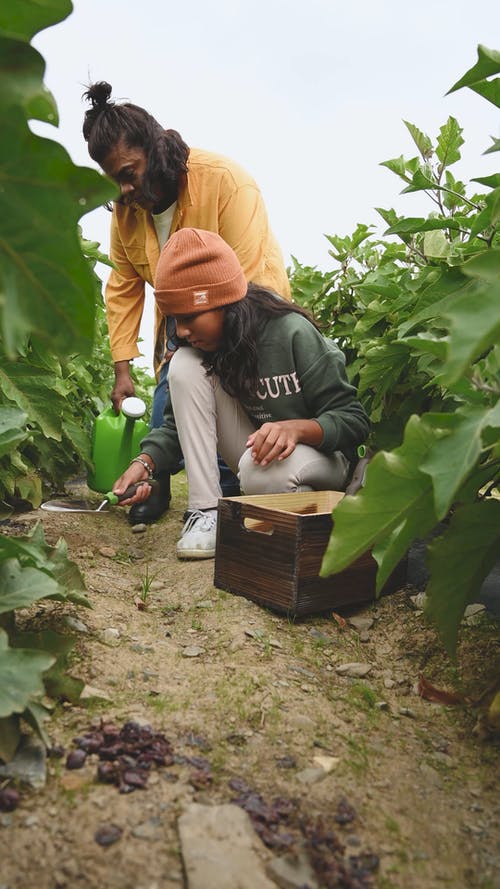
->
[410, 592, 427, 609]
[375, 701, 389, 710]
[312, 755, 339, 773]
[399, 707, 417, 719]
[182, 646, 205, 658]
[195, 599, 213, 609]
[269, 637, 283, 649]
[98, 546, 117, 558]
[63, 616, 89, 633]
[359, 631, 370, 643]
[79, 684, 112, 701]
[296, 767, 327, 785]
[102, 627, 121, 643]
[308, 628, 334, 645]
[336, 662, 373, 678]
[94, 824, 123, 846]
[131, 817, 163, 840]
[384, 678, 396, 689]
[348, 616, 374, 633]
[463, 603, 486, 618]
[288, 664, 316, 679]
[131, 523, 147, 534]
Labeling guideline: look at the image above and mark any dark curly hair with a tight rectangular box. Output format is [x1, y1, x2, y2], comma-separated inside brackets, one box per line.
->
[82, 81, 189, 204]
[200, 285, 321, 400]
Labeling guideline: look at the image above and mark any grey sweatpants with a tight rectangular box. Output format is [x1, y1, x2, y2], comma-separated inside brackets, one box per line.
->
[169, 347, 349, 511]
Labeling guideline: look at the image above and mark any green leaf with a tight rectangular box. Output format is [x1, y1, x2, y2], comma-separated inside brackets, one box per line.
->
[472, 173, 500, 189]
[447, 45, 500, 94]
[0, 559, 60, 613]
[0, 37, 57, 122]
[425, 500, 500, 654]
[436, 117, 464, 168]
[0, 361, 66, 440]
[0, 406, 28, 456]
[420, 406, 499, 519]
[422, 230, 451, 259]
[470, 188, 500, 236]
[0, 714, 21, 762]
[469, 77, 500, 108]
[461, 248, 500, 283]
[0, 112, 115, 357]
[484, 136, 500, 155]
[0, 0, 72, 41]
[442, 279, 500, 384]
[0, 628, 55, 718]
[380, 156, 411, 181]
[403, 121, 433, 159]
[23, 700, 51, 747]
[401, 168, 437, 194]
[385, 217, 460, 236]
[320, 414, 439, 579]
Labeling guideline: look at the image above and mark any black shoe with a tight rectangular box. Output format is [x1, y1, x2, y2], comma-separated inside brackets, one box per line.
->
[128, 472, 171, 525]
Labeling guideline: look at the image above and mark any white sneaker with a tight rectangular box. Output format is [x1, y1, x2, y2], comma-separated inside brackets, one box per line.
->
[176, 509, 217, 560]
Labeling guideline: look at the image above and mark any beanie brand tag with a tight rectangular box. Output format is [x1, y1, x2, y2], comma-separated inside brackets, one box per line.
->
[193, 290, 209, 306]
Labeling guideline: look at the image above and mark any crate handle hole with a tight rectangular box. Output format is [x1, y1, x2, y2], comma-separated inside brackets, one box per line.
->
[243, 518, 274, 535]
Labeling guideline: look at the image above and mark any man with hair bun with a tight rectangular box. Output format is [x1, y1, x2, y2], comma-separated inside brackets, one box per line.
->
[82, 81, 290, 524]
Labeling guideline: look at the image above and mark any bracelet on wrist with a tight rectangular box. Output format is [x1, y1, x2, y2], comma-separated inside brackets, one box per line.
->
[130, 457, 154, 480]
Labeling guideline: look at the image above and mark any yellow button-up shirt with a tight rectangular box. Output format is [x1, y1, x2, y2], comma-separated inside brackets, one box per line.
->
[105, 147, 291, 373]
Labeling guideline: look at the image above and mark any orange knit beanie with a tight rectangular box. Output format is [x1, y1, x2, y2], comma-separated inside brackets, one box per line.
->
[154, 228, 248, 314]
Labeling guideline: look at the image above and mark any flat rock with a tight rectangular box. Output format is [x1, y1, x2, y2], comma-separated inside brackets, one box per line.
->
[336, 662, 373, 678]
[178, 803, 277, 889]
[182, 646, 206, 658]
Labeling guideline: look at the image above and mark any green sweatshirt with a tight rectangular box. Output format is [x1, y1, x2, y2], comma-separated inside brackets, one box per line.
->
[141, 313, 370, 472]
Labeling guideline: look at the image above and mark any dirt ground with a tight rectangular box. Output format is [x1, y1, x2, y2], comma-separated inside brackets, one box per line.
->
[0, 473, 499, 889]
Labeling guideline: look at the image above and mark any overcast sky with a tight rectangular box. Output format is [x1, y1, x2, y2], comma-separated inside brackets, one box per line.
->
[33, 0, 499, 370]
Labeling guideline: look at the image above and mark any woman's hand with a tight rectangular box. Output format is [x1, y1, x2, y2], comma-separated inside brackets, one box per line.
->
[112, 456, 154, 506]
[246, 419, 322, 466]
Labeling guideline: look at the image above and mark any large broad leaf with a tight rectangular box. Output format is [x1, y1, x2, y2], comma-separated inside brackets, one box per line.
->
[0, 628, 55, 718]
[0, 0, 72, 42]
[12, 628, 84, 704]
[0, 522, 89, 607]
[0, 361, 67, 440]
[447, 45, 500, 96]
[420, 405, 500, 519]
[385, 217, 461, 236]
[0, 37, 57, 122]
[469, 78, 500, 109]
[441, 279, 500, 385]
[425, 500, 500, 654]
[0, 406, 28, 456]
[0, 112, 114, 356]
[320, 415, 439, 583]
[0, 558, 60, 613]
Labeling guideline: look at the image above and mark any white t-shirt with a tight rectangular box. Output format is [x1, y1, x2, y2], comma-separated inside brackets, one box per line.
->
[152, 202, 177, 250]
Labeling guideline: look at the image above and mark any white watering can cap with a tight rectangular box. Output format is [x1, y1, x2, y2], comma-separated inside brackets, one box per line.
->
[121, 396, 147, 419]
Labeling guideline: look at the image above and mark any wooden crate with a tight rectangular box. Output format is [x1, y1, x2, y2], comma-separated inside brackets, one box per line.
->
[214, 491, 406, 616]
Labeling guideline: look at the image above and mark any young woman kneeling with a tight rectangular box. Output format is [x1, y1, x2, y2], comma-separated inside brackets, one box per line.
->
[112, 228, 370, 559]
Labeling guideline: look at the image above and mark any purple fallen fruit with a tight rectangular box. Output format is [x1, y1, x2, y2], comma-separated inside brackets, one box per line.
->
[66, 749, 87, 770]
[94, 823, 123, 846]
[0, 787, 20, 812]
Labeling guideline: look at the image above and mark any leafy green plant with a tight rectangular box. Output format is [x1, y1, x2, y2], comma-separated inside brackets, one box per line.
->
[0, 0, 126, 758]
[290, 46, 500, 655]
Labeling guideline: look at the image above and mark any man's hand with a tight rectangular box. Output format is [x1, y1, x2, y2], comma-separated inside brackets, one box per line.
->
[111, 360, 135, 413]
[246, 419, 324, 466]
